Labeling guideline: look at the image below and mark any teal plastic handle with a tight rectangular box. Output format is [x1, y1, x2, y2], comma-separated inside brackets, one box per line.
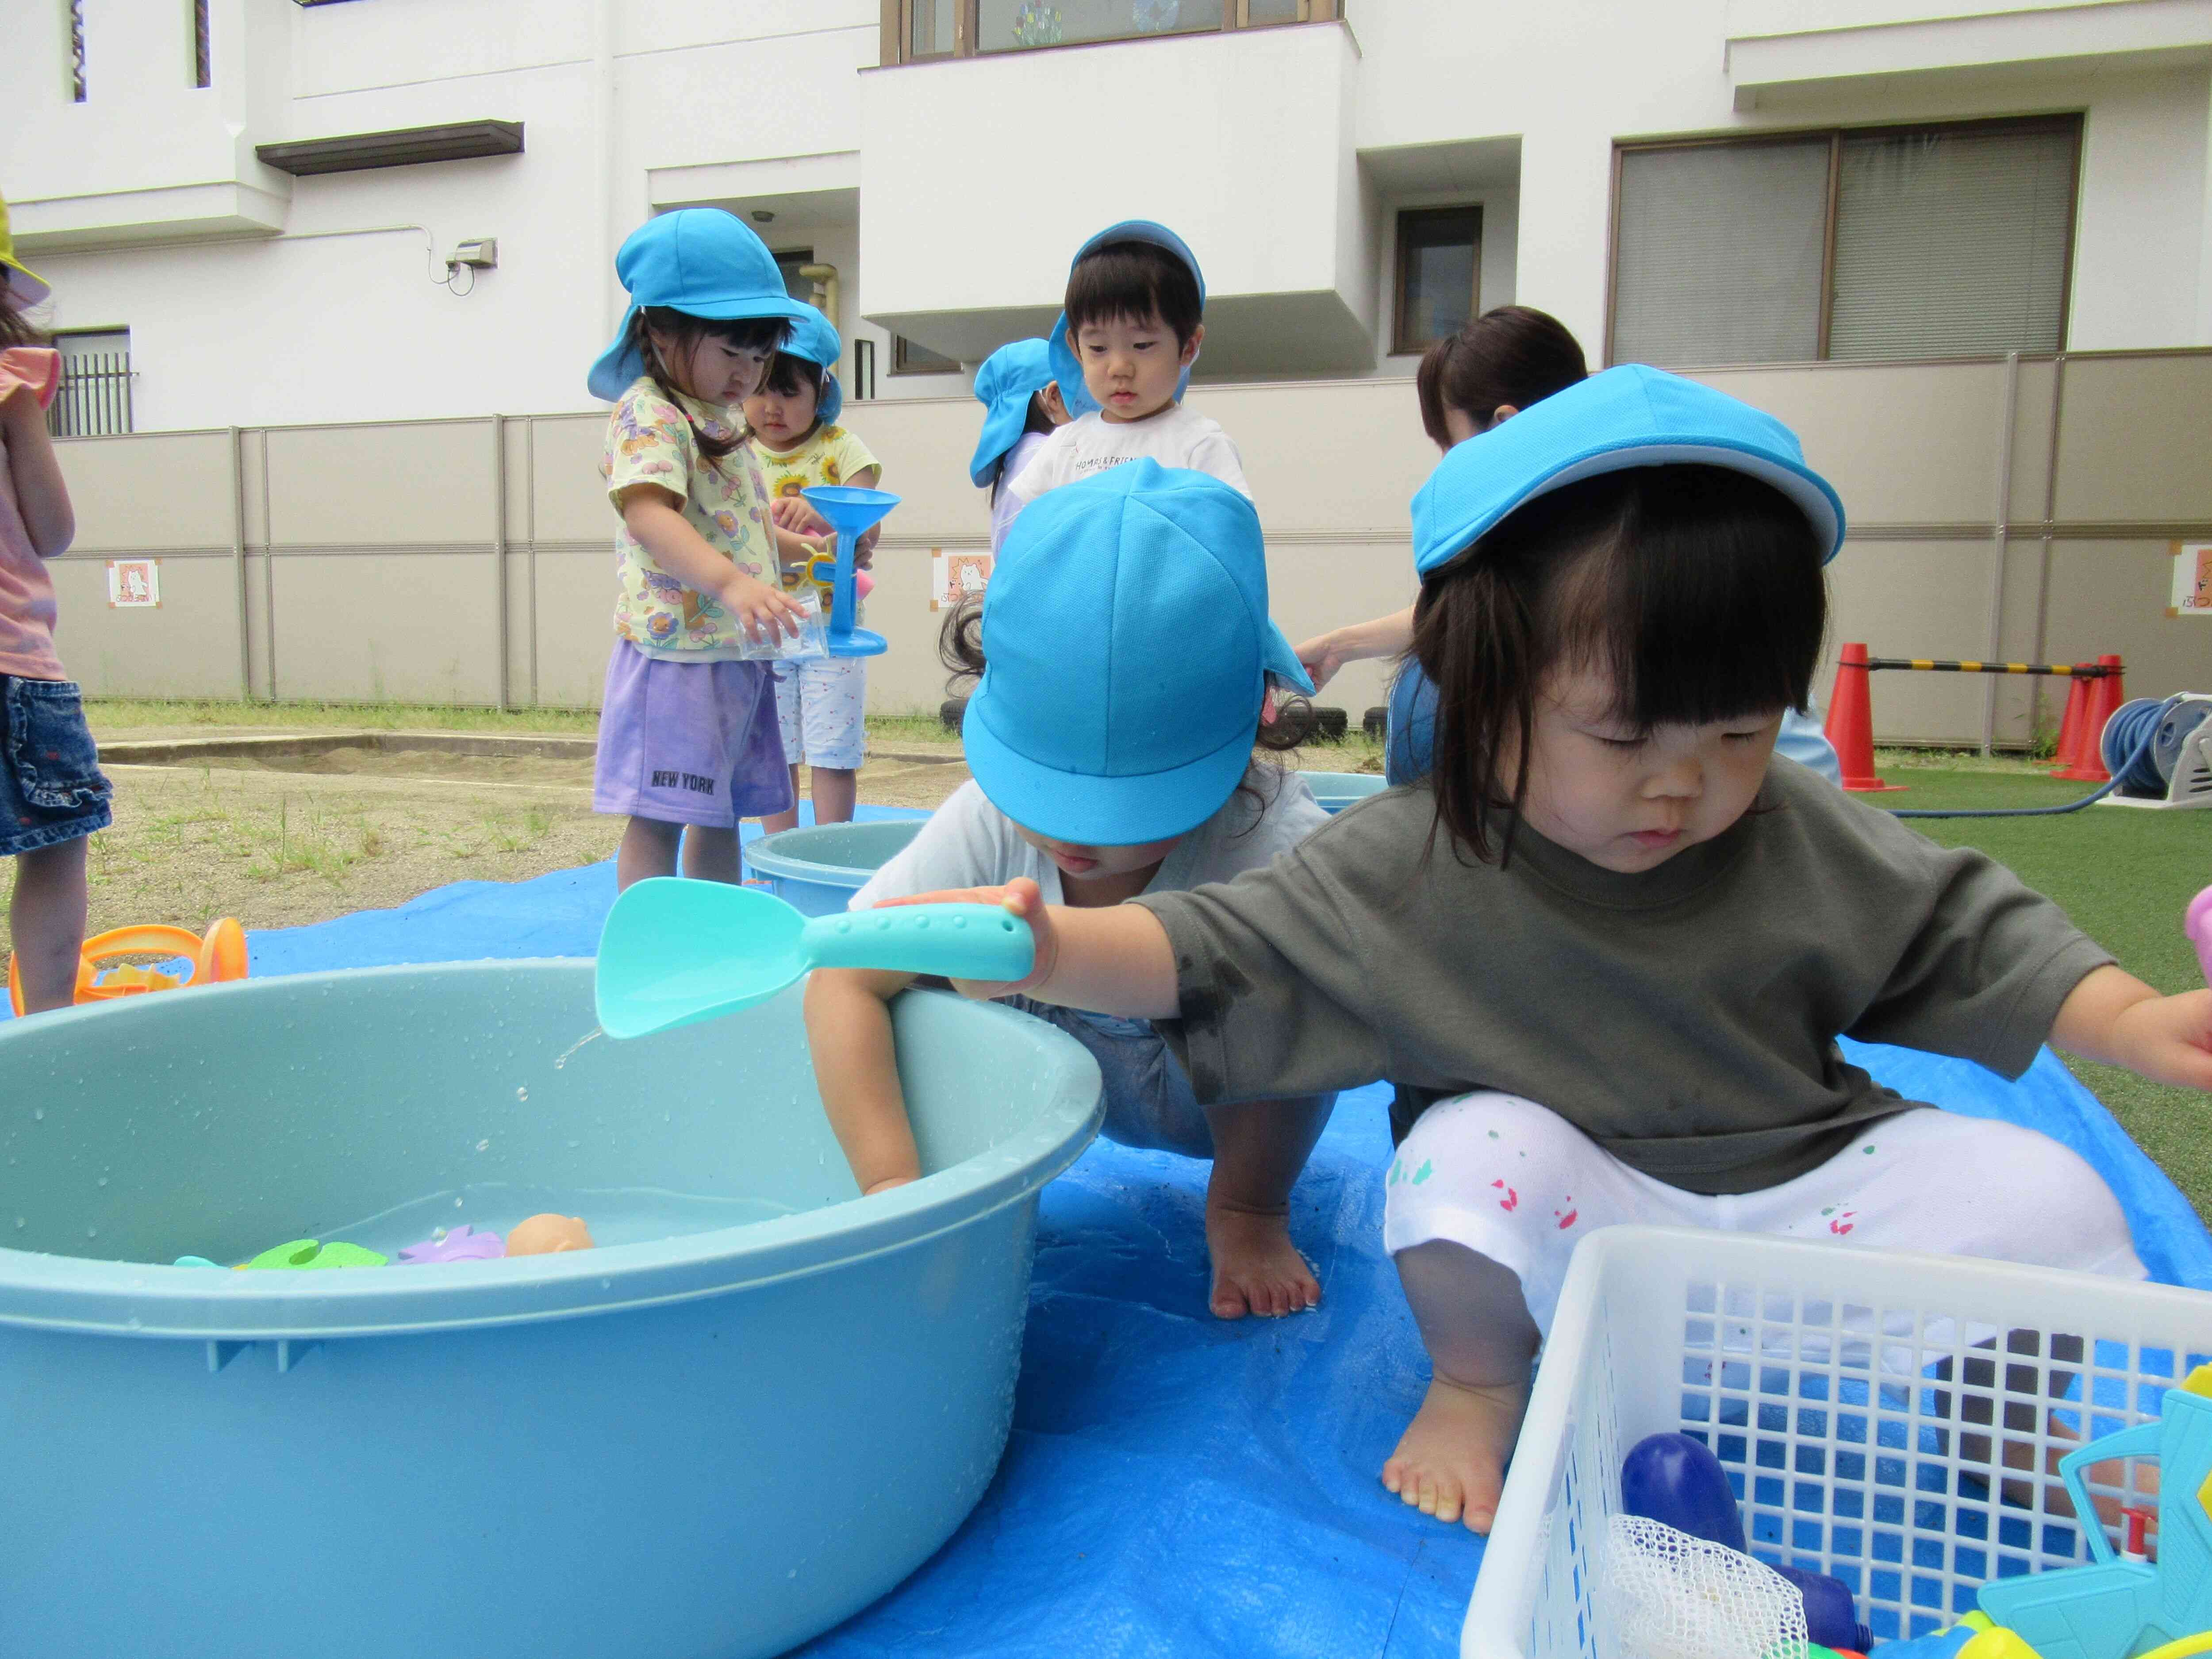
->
[803, 904, 1034, 983]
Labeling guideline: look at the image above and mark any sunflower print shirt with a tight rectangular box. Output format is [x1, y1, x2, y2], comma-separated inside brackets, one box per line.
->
[603, 377, 779, 660]
[750, 424, 882, 621]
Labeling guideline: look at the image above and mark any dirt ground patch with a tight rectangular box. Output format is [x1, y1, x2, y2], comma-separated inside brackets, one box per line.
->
[0, 728, 976, 958]
[2, 704, 1378, 960]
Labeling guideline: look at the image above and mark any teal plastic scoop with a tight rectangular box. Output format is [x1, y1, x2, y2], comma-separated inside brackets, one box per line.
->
[595, 878, 1033, 1038]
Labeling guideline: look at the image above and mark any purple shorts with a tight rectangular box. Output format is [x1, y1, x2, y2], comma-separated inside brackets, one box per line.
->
[591, 643, 794, 827]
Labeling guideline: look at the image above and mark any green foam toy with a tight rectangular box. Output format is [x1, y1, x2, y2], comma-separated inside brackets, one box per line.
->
[242, 1238, 388, 1271]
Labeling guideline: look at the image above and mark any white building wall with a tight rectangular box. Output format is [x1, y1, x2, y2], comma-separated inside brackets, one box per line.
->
[4, 0, 2209, 432]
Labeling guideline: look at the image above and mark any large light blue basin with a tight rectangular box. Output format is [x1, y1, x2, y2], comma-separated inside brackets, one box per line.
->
[745, 820, 925, 915]
[0, 962, 1102, 1659]
[1297, 770, 1389, 813]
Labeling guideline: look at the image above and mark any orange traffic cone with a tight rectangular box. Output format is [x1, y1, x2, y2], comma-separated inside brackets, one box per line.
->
[2049, 667, 2093, 774]
[2053, 655, 2126, 782]
[1824, 642, 1904, 792]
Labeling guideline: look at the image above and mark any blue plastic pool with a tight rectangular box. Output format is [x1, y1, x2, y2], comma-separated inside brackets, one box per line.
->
[0, 962, 1102, 1659]
[746, 820, 924, 915]
[1298, 771, 1389, 813]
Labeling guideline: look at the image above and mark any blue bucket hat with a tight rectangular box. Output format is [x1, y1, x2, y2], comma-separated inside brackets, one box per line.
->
[588, 210, 818, 402]
[1047, 220, 1205, 421]
[776, 307, 845, 428]
[969, 339, 1065, 488]
[1411, 364, 1846, 577]
[964, 459, 1314, 846]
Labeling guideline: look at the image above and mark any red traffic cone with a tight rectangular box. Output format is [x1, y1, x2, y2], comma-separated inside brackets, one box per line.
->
[2054, 655, 2125, 782]
[1824, 643, 1904, 792]
[2049, 667, 2092, 774]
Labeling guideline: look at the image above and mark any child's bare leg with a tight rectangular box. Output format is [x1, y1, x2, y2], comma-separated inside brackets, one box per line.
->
[1384, 1238, 1540, 1534]
[679, 825, 742, 884]
[1201, 1093, 1333, 1319]
[616, 815, 683, 890]
[762, 765, 805, 835]
[8, 837, 90, 1015]
[810, 766, 857, 826]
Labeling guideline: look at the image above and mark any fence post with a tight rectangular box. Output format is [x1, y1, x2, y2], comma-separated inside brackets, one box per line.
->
[493, 414, 509, 712]
[229, 426, 249, 702]
[1982, 350, 2020, 758]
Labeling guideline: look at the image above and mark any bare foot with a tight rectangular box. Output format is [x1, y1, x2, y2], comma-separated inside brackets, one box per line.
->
[1204, 1198, 1320, 1319]
[1382, 1375, 1529, 1533]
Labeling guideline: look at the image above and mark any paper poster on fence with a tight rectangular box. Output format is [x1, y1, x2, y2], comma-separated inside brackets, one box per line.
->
[931, 549, 993, 612]
[2171, 542, 2212, 618]
[106, 558, 160, 609]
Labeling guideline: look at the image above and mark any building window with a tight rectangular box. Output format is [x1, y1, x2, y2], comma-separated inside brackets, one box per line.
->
[1392, 205, 1483, 357]
[66, 0, 87, 101]
[893, 335, 961, 376]
[773, 248, 817, 308]
[1609, 115, 2081, 368]
[852, 338, 879, 402]
[909, 0, 958, 58]
[898, 0, 1336, 61]
[192, 0, 212, 86]
[49, 332, 134, 438]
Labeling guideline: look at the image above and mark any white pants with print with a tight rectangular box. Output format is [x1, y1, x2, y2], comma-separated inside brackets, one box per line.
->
[1382, 1093, 2145, 1336]
[772, 654, 868, 771]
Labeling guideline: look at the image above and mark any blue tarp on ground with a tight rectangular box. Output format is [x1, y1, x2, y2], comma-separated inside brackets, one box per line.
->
[46, 806, 2212, 1656]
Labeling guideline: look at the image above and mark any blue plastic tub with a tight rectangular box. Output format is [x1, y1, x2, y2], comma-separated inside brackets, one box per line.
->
[1297, 770, 1389, 813]
[0, 963, 1102, 1659]
[745, 820, 925, 915]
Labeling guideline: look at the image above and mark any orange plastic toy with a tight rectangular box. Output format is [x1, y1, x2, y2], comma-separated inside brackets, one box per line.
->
[7, 918, 248, 1016]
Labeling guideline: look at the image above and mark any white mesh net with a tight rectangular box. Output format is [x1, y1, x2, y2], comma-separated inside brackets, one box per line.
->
[1605, 1514, 1809, 1659]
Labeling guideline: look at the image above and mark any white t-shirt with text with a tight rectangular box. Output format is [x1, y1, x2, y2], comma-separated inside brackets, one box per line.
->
[852, 773, 1328, 912]
[1004, 403, 1250, 502]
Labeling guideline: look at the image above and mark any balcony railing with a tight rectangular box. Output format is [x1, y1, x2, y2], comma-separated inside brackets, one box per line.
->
[890, 0, 1338, 63]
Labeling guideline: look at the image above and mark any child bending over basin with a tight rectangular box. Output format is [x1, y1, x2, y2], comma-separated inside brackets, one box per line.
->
[806, 460, 1336, 1321]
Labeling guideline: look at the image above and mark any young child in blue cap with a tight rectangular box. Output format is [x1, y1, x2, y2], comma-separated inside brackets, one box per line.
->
[889, 366, 2210, 1531]
[1004, 223, 1249, 504]
[969, 338, 1071, 553]
[743, 310, 880, 834]
[806, 460, 1339, 1320]
[588, 209, 823, 889]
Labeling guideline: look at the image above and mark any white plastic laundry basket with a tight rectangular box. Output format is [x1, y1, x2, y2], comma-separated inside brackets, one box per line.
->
[1466, 1226, 2212, 1659]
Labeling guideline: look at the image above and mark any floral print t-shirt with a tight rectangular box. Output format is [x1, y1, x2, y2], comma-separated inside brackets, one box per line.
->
[750, 423, 881, 621]
[603, 376, 779, 661]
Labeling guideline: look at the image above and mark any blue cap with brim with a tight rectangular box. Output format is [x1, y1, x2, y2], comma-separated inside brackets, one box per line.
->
[1047, 220, 1205, 421]
[964, 459, 1313, 847]
[778, 307, 845, 428]
[970, 339, 1064, 487]
[588, 209, 819, 403]
[1412, 364, 1846, 577]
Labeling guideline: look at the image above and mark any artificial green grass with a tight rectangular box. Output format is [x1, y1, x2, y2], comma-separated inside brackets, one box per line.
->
[1868, 753, 2211, 1221]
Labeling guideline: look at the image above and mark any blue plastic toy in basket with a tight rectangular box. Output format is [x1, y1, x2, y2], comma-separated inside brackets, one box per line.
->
[1466, 1227, 2212, 1659]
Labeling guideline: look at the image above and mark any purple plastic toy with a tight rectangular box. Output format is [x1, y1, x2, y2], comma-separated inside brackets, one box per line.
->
[1621, 1431, 1872, 1652]
[396, 1224, 505, 1264]
[2187, 882, 2212, 988]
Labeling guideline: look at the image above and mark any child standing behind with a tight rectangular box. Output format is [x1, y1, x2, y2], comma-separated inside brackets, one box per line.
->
[969, 338, 1071, 553]
[808, 461, 1337, 1320]
[0, 200, 109, 1015]
[1006, 222, 1248, 503]
[745, 311, 879, 833]
[588, 210, 815, 890]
